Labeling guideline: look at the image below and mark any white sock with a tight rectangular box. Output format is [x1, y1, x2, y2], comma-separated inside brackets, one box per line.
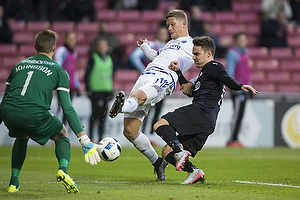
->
[131, 132, 158, 164]
[121, 97, 138, 113]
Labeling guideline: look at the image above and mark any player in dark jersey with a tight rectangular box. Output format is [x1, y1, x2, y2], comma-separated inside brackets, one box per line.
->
[0, 29, 100, 193]
[153, 36, 258, 184]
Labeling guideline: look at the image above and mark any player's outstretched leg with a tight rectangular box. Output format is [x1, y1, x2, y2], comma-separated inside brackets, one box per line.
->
[181, 168, 205, 184]
[174, 150, 191, 171]
[56, 169, 79, 193]
[153, 157, 168, 181]
[109, 91, 125, 118]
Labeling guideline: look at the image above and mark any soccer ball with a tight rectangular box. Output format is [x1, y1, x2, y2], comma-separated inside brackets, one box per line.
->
[97, 137, 121, 161]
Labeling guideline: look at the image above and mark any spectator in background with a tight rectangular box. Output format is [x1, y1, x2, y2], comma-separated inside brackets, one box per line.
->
[226, 32, 251, 148]
[85, 38, 114, 142]
[129, 26, 169, 141]
[137, 0, 159, 10]
[65, 0, 95, 22]
[0, 4, 12, 43]
[54, 31, 80, 124]
[110, 0, 138, 10]
[89, 21, 123, 69]
[189, 5, 204, 38]
[201, 21, 227, 58]
[261, 0, 292, 21]
[260, 11, 288, 47]
[290, 0, 300, 24]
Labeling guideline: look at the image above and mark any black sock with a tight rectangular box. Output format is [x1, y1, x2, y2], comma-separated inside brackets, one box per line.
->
[181, 159, 197, 173]
[153, 157, 163, 169]
[156, 125, 182, 152]
[165, 152, 176, 166]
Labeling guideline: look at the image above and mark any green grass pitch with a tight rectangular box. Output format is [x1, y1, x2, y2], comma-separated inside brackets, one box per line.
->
[0, 146, 299, 200]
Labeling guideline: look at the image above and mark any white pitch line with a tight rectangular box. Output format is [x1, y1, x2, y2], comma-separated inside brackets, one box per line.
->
[233, 180, 300, 189]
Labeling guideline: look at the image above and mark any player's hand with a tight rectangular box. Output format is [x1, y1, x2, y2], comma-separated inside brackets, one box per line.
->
[241, 85, 259, 95]
[181, 82, 194, 96]
[169, 61, 179, 71]
[137, 38, 149, 47]
[79, 135, 101, 165]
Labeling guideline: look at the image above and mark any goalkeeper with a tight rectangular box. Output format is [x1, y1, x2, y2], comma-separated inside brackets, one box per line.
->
[0, 29, 100, 194]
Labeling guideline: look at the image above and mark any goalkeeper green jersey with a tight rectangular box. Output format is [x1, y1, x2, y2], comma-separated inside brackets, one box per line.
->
[3, 54, 68, 116]
[1, 54, 83, 134]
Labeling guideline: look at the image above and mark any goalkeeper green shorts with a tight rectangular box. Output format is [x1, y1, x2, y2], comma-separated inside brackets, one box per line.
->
[3, 111, 63, 146]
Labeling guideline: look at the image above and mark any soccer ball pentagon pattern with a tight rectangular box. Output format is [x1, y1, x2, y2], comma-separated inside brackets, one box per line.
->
[97, 137, 121, 161]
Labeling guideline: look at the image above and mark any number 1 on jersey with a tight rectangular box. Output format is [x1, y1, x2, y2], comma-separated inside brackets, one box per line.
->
[21, 71, 34, 96]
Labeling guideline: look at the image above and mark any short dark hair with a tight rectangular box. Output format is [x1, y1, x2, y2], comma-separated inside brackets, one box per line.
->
[233, 31, 247, 41]
[193, 36, 216, 57]
[165, 9, 188, 24]
[35, 29, 56, 53]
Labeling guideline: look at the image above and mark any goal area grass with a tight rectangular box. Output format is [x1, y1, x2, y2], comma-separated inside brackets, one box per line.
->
[0, 146, 299, 200]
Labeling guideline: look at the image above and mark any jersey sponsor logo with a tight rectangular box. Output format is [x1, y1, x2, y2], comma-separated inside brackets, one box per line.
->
[160, 42, 182, 51]
[21, 59, 55, 65]
[15, 65, 53, 76]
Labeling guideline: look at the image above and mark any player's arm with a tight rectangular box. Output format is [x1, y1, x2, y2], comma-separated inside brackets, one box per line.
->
[217, 71, 258, 95]
[139, 38, 158, 61]
[58, 90, 101, 165]
[169, 61, 194, 97]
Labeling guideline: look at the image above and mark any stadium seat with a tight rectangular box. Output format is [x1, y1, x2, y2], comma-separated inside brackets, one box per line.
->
[0, 68, 10, 82]
[107, 22, 125, 34]
[2, 56, 24, 70]
[277, 85, 300, 93]
[117, 33, 135, 46]
[280, 60, 300, 71]
[250, 71, 266, 84]
[295, 48, 300, 57]
[19, 44, 36, 57]
[268, 71, 290, 83]
[76, 44, 89, 57]
[13, 32, 35, 44]
[201, 12, 214, 22]
[223, 24, 246, 35]
[246, 24, 260, 36]
[238, 12, 261, 23]
[158, 1, 180, 11]
[126, 22, 150, 34]
[117, 10, 140, 22]
[232, 2, 253, 12]
[292, 73, 300, 84]
[76, 22, 99, 34]
[114, 69, 139, 83]
[27, 21, 51, 33]
[255, 59, 279, 71]
[94, 0, 108, 9]
[287, 36, 300, 48]
[52, 21, 75, 33]
[247, 47, 268, 59]
[214, 12, 238, 23]
[142, 10, 164, 22]
[253, 83, 276, 93]
[0, 44, 18, 56]
[77, 56, 88, 70]
[8, 20, 26, 32]
[96, 10, 117, 21]
[269, 47, 293, 59]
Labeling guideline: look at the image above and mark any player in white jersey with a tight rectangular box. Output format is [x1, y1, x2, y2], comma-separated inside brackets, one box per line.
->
[109, 10, 194, 181]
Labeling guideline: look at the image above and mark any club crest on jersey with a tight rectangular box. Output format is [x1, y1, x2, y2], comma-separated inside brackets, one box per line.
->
[195, 81, 201, 91]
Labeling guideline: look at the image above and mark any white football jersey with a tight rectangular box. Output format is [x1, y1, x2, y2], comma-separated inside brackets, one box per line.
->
[142, 36, 194, 74]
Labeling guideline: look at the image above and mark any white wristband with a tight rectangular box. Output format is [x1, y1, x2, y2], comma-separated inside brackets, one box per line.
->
[79, 135, 90, 145]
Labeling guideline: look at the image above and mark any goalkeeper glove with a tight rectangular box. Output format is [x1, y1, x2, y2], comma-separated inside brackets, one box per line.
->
[79, 135, 101, 165]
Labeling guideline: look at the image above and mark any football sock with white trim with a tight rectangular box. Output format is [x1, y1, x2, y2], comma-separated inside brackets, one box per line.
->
[121, 97, 138, 113]
[131, 132, 158, 164]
